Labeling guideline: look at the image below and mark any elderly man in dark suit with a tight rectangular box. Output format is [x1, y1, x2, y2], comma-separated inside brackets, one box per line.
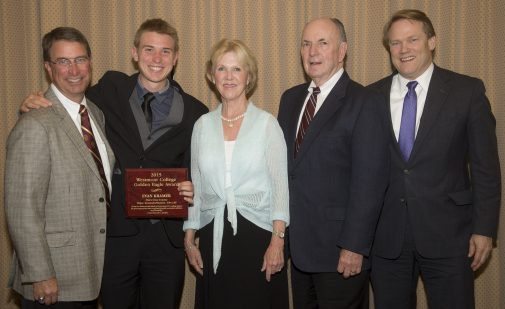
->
[368, 9, 501, 309]
[20, 19, 208, 309]
[277, 17, 389, 309]
[6, 27, 115, 309]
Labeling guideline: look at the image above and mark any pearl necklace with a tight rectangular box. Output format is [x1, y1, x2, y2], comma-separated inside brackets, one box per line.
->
[221, 112, 246, 127]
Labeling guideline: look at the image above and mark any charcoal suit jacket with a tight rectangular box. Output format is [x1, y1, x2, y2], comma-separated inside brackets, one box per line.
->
[368, 65, 501, 259]
[277, 72, 390, 272]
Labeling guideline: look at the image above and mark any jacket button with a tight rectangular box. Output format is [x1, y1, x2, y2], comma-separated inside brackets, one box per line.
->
[100, 228, 106, 234]
[99, 197, 105, 202]
[400, 198, 406, 203]
[403, 169, 410, 174]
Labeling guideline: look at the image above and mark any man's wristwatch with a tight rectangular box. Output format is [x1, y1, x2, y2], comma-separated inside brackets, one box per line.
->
[272, 230, 285, 239]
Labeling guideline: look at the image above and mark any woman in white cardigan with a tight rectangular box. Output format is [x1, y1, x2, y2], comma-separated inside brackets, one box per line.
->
[183, 39, 289, 308]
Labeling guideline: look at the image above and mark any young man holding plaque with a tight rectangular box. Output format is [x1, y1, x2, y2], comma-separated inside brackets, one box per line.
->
[20, 19, 208, 309]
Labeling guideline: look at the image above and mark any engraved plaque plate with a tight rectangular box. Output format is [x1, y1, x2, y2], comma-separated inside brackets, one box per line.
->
[125, 168, 188, 218]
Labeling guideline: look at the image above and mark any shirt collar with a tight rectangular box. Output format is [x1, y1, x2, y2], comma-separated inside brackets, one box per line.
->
[50, 83, 86, 117]
[396, 63, 434, 93]
[136, 78, 171, 102]
[307, 68, 344, 95]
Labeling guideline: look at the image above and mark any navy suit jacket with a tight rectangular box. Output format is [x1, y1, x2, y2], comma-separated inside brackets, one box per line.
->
[368, 65, 501, 259]
[277, 72, 390, 272]
[86, 71, 208, 247]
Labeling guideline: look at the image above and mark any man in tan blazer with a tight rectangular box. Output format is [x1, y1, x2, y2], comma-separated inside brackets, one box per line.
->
[5, 27, 114, 308]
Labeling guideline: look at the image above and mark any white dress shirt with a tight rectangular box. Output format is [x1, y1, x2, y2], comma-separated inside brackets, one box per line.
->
[50, 84, 112, 192]
[390, 63, 435, 141]
[296, 68, 345, 133]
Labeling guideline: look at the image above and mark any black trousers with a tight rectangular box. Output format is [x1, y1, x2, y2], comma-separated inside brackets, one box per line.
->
[370, 222, 475, 309]
[290, 263, 369, 309]
[100, 220, 185, 309]
[21, 298, 96, 309]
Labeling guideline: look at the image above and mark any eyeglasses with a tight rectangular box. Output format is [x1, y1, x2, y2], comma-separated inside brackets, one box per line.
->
[49, 56, 90, 67]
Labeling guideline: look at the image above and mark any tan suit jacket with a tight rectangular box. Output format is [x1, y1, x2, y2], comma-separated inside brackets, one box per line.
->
[5, 88, 115, 301]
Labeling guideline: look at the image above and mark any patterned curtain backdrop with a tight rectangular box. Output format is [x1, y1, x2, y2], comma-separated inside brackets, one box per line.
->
[0, 1, 503, 308]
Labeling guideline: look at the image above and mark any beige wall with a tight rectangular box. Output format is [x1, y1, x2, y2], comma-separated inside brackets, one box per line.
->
[1, 1, 503, 308]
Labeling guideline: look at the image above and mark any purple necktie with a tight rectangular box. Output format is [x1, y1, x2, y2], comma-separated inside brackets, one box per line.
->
[295, 87, 320, 157]
[398, 81, 418, 161]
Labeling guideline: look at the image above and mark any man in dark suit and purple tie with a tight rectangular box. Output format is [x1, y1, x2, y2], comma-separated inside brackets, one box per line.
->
[369, 9, 501, 309]
[277, 17, 390, 309]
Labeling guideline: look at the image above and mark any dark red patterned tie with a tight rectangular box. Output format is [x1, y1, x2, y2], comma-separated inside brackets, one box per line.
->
[294, 87, 320, 157]
[79, 105, 111, 215]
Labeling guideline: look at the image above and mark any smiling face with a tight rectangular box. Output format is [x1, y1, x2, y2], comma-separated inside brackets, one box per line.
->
[44, 40, 91, 103]
[301, 18, 347, 87]
[213, 51, 249, 104]
[132, 31, 179, 92]
[387, 19, 436, 80]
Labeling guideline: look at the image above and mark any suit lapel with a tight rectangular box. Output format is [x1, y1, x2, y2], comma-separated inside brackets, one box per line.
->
[285, 84, 310, 162]
[45, 89, 103, 181]
[87, 99, 115, 171]
[376, 75, 403, 157]
[409, 66, 449, 162]
[293, 73, 349, 165]
[113, 74, 145, 152]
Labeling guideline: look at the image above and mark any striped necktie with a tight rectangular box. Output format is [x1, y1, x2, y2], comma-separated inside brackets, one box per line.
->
[294, 87, 320, 157]
[79, 104, 111, 215]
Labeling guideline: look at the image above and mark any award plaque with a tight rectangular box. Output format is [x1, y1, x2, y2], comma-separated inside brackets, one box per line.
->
[125, 168, 188, 218]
